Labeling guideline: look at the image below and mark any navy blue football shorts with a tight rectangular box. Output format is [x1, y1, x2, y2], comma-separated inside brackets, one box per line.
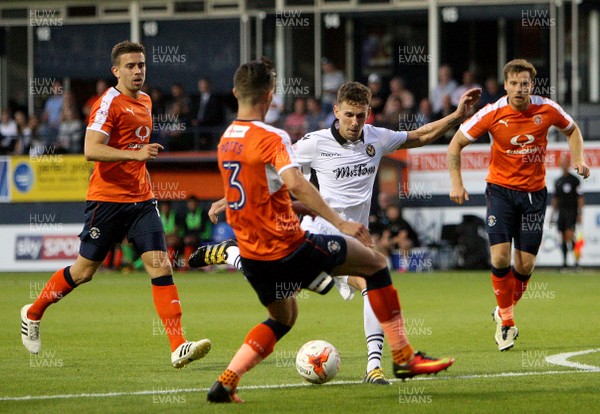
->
[241, 232, 347, 307]
[485, 183, 547, 255]
[78, 199, 167, 261]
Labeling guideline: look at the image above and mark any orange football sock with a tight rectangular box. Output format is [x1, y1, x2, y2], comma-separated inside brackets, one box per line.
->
[28, 267, 76, 320]
[367, 284, 411, 358]
[492, 272, 515, 326]
[152, 282, 185, 351]
[113, 248, 123, 268]
[218, 369, 241, 390]
[512, 268, 531, 306]
[226, 322, 279, 377]
[392, 344, 416, 365]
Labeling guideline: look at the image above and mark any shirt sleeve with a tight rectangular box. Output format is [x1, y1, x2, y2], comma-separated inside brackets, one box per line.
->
[87, 96, 114, 137]
[263, 130, 300, 175]
[460, 107, 493, 141]
[382, 129, 408, 154]
[547, 99, 574, 131]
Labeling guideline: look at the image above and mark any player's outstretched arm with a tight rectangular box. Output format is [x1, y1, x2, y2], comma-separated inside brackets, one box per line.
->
[564, 124, 590, 179]
[281, 167, 374, 247]
[402, 87, 481, 149]
[84, 129, 163, 162]
[448, 130, 472, 205]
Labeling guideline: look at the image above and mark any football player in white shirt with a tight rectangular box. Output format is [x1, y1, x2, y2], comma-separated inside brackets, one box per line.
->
[192, 81, 480, 384]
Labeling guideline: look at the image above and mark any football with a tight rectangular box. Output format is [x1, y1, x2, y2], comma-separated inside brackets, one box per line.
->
[295, 340, 340, 384]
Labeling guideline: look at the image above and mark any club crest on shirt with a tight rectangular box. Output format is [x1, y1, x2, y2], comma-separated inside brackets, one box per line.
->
[533, 115, 543, 125]
[365, 144, 376, 157]
[487, 215, 497, 227]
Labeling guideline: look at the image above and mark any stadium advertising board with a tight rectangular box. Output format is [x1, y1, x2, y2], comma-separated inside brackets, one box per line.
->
[0, 225, 82, 271]
[9, 155, 93, 202]
[404, 142, 600, 267]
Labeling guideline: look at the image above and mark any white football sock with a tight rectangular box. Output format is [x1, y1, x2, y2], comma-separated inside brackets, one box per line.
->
[363, 289, 384, 372]
[225, 246, 242, 270]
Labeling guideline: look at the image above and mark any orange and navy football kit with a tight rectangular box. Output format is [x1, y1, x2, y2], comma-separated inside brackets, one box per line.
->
[218, 120, 346, 305]
[460, 95, 574, 254]
[79, 87, 165, 261]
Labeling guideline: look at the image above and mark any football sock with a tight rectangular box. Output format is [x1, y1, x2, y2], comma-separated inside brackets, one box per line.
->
[512, 268, 531, 305]
[491, 266, 515, 326]
[392, 344, 416, 365]
[561, 241, 568, 267]
[28, 266, 76, 320]
[113, 248, 123, 268]
[184, 246, 194, 266]
[218, 369, 240, 390]
[362, 289, 385, 372]
[365, 268, 411, 363]
[103, 250, 113, 268]
[226, 245, 242, 270]
[151, 276, 185, 351]
[226, 319, 291, 378]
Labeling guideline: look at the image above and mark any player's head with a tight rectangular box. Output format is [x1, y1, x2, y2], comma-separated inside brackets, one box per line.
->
[503, 59, 536, 111]
[233, 57, 276, 107]
[334, 82, 372, 142]
[111, 41, 146, 96]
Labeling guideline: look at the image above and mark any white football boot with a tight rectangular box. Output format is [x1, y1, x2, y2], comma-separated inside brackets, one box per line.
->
[171, 339, 212, 368]
[21, 304, 41, 354]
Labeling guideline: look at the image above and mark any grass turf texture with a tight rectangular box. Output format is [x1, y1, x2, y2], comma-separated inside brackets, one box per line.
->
[1, 269, 599, 413]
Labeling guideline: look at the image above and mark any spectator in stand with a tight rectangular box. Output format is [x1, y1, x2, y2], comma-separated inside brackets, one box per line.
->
[162, 101, 193, 151]
[385, 76, 415, 114]
[306, 97, 328, 132]
[192, 77, 225, 150]
[83, 79, 109, 124]
[379, 95, 404, 130]
[166, 82, 191, 118]
[13, 110, 32, 155]
[415, 98, 434, 128]
[265, 93, 284, 127]
[42, 80, 64, 142]
[193, 78, 225, 127]
[57, 105, 84, 153]
[376, 204, 420, 263]
[452, 70, 482, 107]
[367, 73, 387, 119]
[479, 76, 504, 109]
[369, 192, 395, 235]
[283, 97, 308, 143]
[0, 108, 18, 155]
[321, 57, 346, 113]
[150, 87, 167, 117]
[430, 64, 458, 114]
[434, 95, 458, 144]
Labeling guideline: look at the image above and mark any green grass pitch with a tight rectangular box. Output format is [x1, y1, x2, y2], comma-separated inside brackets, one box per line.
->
[1, 269, 599, 413]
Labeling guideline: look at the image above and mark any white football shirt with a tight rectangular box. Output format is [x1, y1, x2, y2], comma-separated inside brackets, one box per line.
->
[293, 121, 407, 227]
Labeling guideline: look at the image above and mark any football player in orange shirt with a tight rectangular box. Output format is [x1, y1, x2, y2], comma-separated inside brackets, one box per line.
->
[205, 57, 461, 404]
[20, 41, 211, 368]
[448, 59, 590, 351]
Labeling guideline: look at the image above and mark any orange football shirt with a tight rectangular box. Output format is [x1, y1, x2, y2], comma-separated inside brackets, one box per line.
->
[460, 95, 574, 192]
[86, 87, 155, 202]
[218, 120, 305, 260]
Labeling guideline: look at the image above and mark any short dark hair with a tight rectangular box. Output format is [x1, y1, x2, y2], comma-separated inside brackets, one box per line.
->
[337, 82, 372, 107]
[233, 56, 276, 105]
[111, 41, 145, 66]
[503, 59, 537, 82]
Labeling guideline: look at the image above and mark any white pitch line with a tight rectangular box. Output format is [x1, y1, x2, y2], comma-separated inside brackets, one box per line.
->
[1, 368, 598, 402]
[545, 348, 600, 371]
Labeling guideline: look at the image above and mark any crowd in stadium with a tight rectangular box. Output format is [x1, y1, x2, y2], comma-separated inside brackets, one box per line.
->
[0, 62, 505, 156]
